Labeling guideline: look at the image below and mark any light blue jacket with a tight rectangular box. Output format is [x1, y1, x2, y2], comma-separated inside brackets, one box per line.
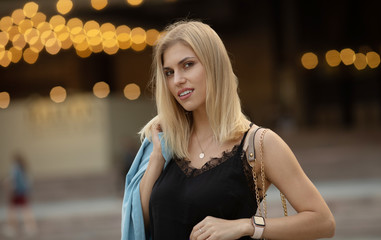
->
[121, 134, 172, 240]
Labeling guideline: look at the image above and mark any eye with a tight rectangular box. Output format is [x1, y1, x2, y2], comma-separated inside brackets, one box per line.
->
[184, 61, 194, 69]
[164, 69, 174, 78]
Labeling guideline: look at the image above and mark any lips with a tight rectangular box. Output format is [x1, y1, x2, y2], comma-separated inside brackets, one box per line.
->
[178, 88, 194, 100]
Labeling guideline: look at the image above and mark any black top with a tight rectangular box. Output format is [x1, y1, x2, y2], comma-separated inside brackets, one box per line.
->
[149, 127, 258, 240]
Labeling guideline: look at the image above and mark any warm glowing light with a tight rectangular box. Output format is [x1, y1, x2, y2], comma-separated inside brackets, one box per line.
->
[103, 40, 119, 55]
[0, 92, 10, 109]
[40, 30, 56, 45]
[37, 22, 53, 36]
[50, 86, 67, 103]
[301, 52, 318, 69]
[61, 37, 73, 49]
[146, 29, 160, 46]
[131, 42, 146, 52]
[124, 83, 141, 100]
[340, 48, 355, 65]
[23, 47, 39, 63]
[353, 53, 367, 70]
[24, 28, 40, 45]
[93, 81, 110, 98]
[71, 31, 86, 44]
[88, 35, 102, 47]
[7, 26, 20, 42]
[0, 32, 9, 47]
[366, 51, 380, 68]
[12, 34, 27, 50]
[127, 0, 144, 6]
[0, 16, 13, 32]
[11, 9, 25, 25]
[18, 19, 33, 34]
[9, 47, 22, 63]
[0, 50, 12, 67]
[23, 2, 39, 18]
[89, 43, 103, 53]
[30, 38, 44, 53]
[84, 20, 100, 37]
[76, 48, 92, 58]
[56, 26, 70, 41]
[67, 18, 83, 35]
[31, 12, 46, 27]
[131, 27, 146, 44]
[50, 15, 66, 32]
[56, 0, 73, 15]
[91, 0, 108, 10]
[100, 23, 116, 40]
[117, 25, 131, 49]
[73, 40, 89, 51]
[45, 37, 62, 55]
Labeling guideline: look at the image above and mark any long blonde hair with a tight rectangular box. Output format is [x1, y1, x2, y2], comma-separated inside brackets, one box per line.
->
[140, 20, 249, 158]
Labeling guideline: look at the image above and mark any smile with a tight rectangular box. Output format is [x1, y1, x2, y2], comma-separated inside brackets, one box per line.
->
[179, 90, 193, 97]
[178, 88, 194, 100]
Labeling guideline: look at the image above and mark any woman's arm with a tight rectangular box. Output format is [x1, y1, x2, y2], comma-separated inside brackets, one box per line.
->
[259, 129, 335, 239]
[139, 124, 165, 229]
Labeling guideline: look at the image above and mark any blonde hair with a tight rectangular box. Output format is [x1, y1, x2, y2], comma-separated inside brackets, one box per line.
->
[140, 20, 249, 158]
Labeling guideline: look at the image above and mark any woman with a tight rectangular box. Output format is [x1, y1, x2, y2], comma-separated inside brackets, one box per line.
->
[3, 153, 38, 237]
[123, 20, 335, 240]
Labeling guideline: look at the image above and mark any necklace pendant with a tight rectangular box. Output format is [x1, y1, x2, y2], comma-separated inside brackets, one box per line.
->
[199, 152, 205, 159]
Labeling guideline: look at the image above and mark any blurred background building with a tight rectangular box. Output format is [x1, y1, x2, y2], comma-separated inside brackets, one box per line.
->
[0, 0, 380, 239]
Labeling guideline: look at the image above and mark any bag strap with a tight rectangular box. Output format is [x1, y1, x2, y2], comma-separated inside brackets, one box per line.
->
[246, 127, 288, 217]
[246, 127, 263, 162]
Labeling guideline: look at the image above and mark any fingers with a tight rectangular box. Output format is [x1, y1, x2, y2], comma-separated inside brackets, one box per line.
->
[190, 225, 209, 240]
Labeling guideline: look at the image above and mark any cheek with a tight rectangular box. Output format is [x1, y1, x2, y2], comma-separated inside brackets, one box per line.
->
[166, 81, 177, 98]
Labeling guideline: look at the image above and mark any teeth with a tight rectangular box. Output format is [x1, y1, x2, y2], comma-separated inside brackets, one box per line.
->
[179, 90, 193, 97]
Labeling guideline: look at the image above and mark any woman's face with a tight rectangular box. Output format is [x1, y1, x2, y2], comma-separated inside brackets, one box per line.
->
[162, 42, 207, 113]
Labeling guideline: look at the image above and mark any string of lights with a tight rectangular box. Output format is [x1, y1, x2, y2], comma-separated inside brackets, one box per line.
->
[0, 1, 154, 109]
[301, 48, 381, 70]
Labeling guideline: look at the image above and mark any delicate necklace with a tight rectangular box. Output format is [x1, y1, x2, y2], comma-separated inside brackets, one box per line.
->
[194, 131, 212, 159]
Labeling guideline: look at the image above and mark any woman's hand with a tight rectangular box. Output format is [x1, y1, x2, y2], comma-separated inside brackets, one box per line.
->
[190, 216, 253, 240]
[151, 122, 163, 156]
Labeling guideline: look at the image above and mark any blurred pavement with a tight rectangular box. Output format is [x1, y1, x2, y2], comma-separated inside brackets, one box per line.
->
[0, 128, 380, 240]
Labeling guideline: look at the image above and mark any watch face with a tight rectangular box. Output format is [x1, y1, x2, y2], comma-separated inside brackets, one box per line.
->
[254, 216, 265, 226]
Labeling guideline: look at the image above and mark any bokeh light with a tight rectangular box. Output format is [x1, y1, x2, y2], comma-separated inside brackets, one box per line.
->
[23, 2, 39, 18]
[366, 51, 380, 68]
[0, 50, 12, 67]
[127, 0, 144, 6]
[50, 86, 67, 103]
[23, 47, 39, 64]
[93, 81, 110, 98]
[325, 50, 341, 67]
[56, 0, 73, 15]
[301, 52, 318, 69]
[11, 9, 25, 25]
[340, 48, 355, 65]
[0, 91, 10, 109]
[354, 53, 367, 70]
[91, 0, 108, 10]
[123, 83, 141, 100]
[146, 29, 159, 46]
[0, 16, 13, 32]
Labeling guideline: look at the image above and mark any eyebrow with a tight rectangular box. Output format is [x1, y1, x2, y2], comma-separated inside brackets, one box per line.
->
[163, 56, 196, 70]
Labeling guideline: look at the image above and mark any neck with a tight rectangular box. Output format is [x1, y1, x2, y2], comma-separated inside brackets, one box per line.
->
[192, 106, 213, 140]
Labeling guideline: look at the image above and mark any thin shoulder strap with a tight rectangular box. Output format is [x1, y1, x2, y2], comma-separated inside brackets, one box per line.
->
[246, 127, 263, 162]
[239, 123, 254, 147]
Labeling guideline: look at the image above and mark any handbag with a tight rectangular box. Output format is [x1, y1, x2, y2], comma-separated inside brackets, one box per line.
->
[246, 127, 288, 218]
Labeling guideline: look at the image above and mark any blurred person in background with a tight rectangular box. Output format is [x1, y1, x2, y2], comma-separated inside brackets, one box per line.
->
[122, 20, 335, 240]
[2, 152, 38, 238]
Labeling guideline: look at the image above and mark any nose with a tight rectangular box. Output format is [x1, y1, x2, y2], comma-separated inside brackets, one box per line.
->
[173, 72, 186, 85]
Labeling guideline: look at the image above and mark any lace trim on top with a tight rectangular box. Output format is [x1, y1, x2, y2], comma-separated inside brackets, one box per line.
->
[174, 144, 241, 178]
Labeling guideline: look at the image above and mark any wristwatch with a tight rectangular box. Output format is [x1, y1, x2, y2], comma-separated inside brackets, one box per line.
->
[251, 215, 265, 239]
